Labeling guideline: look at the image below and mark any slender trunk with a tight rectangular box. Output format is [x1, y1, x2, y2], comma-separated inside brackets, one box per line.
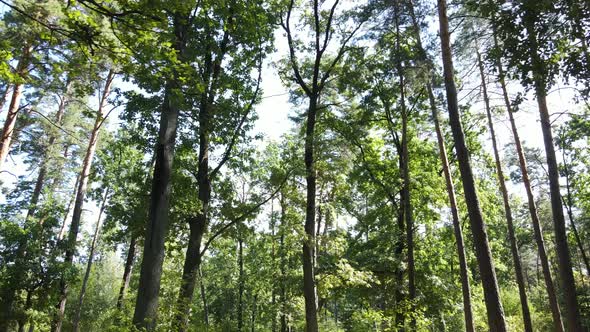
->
[0, 45, 30, 170]
[393, 1, 415, 328]
[58, 174, 80, 241]
[238, 237, 245, 332]
[303, 94, 319, 332]
[280, 196, 288, 332]
[199, 266, 209, 329]
[174, 86, 212, 332]
[476, 47, 533, 332]
[437, 1, 507, 331]
[561, 152, 590, 274]
[53, 69, 114, 332]
[72, 188, 109, 332]
[116, 234, 137, 310]
[495, 38, 565, 330]
[425, 70, 475, 332]
[271, 201, 277, 332]
[523, 12, 584, 331]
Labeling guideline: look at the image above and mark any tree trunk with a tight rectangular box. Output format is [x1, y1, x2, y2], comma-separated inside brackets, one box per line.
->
[561, 151, 590, 275]
[523, 12, 584, 331]
[52, 69, 114, 332]
[173, 85, 212, 331]
[199, 266, 209, 329]
[116, 234, 137, 310]
[132, 17, 185, 326]
[0, 45, 30, 171]
[476, 47, 533, 332]
[238, 236, 245, 332]
[393, 1, 415, 328]
[408, 0, 475, 322]
[303, 94, 319, 332]
[494, 33, 565, 331]
[436, 1, 507, 331]
[58, 174, 80, 241]
[279, 195, 288, 332]
[72, 188, 109, 332]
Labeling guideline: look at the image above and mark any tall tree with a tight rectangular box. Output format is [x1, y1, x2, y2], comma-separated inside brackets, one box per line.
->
[53, 68, 115, 332]
[280, 1, 367, 330]
[493, 32, 565, 331]
[406, 0, 475, 329]
[436, 0, 507, 330]
[475, 44, 533, 332]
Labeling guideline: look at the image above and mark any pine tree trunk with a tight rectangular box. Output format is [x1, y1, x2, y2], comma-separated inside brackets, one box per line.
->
[58, 174, 80, 241]
[52, 69, 114, 332]
[494, 35, 565, 330]
[116, 234, 137, 310]
[72, 188, 109, 332]
[523, 11, 584, 331]
[476, 47, 533, 332]
[437, 1, 507, 330]
[0, 45, 30, 171]
[561, 152, 590, 275]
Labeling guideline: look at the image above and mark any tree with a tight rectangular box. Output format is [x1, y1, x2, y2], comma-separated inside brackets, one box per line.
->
[436, 0, 507, 330]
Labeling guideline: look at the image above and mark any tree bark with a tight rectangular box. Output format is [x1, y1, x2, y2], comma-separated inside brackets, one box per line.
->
[406, 0, 475, 325]
[494, 33, 565, 331]
[561, 150, 590, 275]
[0, 45, 30, 171]
[476, 47, 533, 332]
[393, 1, 415, 328]
[116, 234, 137, 310]
[52, 69, 115, 332]
[238, 236, 245, 332]
[523, 10, 584, 331]
[72, 188, 109, 332]
[173, 81, 212, 332]
[132, 15, 186, 328]
[436, 1, 507, 331]
[303, 94, 319, 332]
[279, 195, 288, 332]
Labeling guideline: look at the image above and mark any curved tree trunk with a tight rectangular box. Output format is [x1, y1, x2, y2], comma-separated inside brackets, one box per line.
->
[53, 69, 114, 332]
[493, 32, 565, 331]
[437, 1, 507, 331]
[475, 46, 533, 332]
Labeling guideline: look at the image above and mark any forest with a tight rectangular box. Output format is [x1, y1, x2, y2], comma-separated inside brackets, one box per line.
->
[0, 0, 588, 331]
